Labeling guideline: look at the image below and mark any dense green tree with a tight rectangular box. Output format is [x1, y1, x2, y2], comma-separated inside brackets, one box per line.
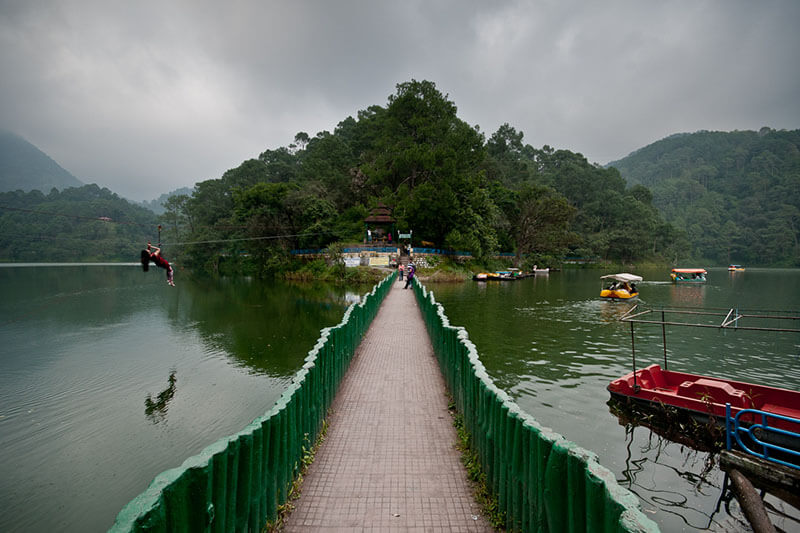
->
[295, 131, 357, 210]
[163, 194, 192, 237]
[352, 80, 495, 256]
[258, 147, 298, 183]
[510, 184, 576, 265]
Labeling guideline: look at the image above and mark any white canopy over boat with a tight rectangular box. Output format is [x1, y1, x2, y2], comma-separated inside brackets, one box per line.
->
[600, 273, 643, 283]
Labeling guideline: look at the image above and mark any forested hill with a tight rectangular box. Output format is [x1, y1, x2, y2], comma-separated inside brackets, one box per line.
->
[608, 129, 800, 266]
[0, 185, 158, 262]
[0, 130, 84, 193]
[164, 80, 683, 275]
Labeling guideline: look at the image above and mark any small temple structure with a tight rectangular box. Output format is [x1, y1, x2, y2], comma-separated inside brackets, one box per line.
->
[363, 203, 396, 244]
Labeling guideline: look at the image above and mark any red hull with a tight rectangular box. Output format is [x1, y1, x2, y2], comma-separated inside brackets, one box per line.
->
[608, 364, 800, 433]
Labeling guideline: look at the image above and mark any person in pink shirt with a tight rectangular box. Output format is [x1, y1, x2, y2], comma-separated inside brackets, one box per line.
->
[141, 242, 175, 286]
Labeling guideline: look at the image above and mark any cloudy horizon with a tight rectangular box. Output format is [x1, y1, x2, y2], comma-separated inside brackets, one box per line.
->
[2, 0, 798, 201]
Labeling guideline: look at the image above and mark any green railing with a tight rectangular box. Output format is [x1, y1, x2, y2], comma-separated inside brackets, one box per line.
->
[110, 272, 396, 532]
[412, 281, 659, 532]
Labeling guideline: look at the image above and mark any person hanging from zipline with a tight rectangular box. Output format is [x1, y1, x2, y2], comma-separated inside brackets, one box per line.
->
[141, 242, 175, 286]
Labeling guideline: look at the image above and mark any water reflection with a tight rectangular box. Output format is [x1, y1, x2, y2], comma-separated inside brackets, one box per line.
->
[619, 423, 743, 531]
[144, 369, 177, 424]
[0, 265, 357, 532]
[615, 414, 800, 531]
[669, 283, 707, 306]
[173, 277, 352, 377]
[344, 291, 363, 304]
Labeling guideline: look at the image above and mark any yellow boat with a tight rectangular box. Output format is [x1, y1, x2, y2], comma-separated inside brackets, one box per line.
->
[600, 273, 642, 299]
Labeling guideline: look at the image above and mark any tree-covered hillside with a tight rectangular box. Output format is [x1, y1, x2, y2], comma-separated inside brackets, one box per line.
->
[0, 130, 84, 193]
[165, 80, 681, 275]
[0, 185, 158, 261]
[609, 129, 800, 266]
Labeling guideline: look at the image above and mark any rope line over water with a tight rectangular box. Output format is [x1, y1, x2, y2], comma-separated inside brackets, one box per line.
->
[163, 231, 335, 246]
[0, 204, 153, 227]
[0, 204, 336, 247]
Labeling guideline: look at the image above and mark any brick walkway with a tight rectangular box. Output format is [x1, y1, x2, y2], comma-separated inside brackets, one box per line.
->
[283, 279, 493, 532]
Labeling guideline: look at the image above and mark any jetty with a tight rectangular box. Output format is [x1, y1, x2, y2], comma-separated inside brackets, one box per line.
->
[283, 278, 491, 531]
[110, 272, 657, 532]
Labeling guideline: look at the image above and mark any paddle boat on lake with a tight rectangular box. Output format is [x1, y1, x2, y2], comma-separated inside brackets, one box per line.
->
[670, 268, 707, 283]
[728, 264, 745, 271]
[608, 305, 800, 469]
[473, 268, 529, 281]
[599, 273, 641, 299]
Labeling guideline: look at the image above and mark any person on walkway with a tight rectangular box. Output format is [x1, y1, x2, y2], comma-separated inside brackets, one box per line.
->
[398, 263, 404, 281]
[404, 263, 415, 289]
[141, 242, 175, 286]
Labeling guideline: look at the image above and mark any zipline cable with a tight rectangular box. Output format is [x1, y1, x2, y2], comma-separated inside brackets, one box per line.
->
[0, 226, 337, 248]
[0, 204, 300, 231]
[0, 204, 340, 250]
[163, 231, 336, 246]
[0, 204, 153, 227]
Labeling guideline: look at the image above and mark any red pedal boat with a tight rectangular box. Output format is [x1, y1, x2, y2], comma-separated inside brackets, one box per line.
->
[608, 305, 800, 460]
[608, 363, 800, 435]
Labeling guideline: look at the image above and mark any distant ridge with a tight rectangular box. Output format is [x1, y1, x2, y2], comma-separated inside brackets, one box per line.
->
[0, 130, 84, 193]
[607, 128, 800, 266]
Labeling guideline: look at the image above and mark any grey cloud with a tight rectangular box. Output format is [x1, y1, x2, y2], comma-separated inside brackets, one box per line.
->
[1, 0, 798, 199]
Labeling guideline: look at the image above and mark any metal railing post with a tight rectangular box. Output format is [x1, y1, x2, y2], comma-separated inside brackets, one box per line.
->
[725, 403, 732, 451]
[630, 321, 639, 392]
[661, 310, 668, 370]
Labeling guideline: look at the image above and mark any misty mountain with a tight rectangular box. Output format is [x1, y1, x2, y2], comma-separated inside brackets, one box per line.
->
[140, 187, 195, 215]
[609, 128, 800, 266]
[0, 130, 84, 193]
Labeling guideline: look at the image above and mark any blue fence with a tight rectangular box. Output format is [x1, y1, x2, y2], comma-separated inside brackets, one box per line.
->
[725, 404, 800, 470]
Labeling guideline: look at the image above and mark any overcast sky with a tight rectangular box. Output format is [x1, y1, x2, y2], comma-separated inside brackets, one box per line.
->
[1, 1, 798, 201]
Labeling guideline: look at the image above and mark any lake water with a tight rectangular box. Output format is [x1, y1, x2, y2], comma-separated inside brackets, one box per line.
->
[2, 265, 798, 532]
[0, 265, 356, 532]
[428, 267, 800, 533]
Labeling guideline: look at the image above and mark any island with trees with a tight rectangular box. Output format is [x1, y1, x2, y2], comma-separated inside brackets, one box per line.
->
[2, 80, 797, 274]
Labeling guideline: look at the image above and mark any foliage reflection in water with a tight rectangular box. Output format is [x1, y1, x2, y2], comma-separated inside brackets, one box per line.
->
[144, 369, 178, 424]
[429, 267, 800, 533]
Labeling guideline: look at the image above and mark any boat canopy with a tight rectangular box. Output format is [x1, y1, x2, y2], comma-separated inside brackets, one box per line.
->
[600, 273, 643, 283]
[671, 268, 707, 274]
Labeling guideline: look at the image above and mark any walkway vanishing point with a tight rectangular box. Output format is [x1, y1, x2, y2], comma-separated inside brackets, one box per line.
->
[284, 278, 493, 532]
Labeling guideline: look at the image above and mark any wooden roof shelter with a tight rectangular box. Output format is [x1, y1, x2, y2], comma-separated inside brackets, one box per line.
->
[364, 202, 395, 224]
[364, 203, 397, 243]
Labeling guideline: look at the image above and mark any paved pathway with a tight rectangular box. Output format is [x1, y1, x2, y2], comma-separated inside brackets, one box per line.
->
[283, 279, 492, 532]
